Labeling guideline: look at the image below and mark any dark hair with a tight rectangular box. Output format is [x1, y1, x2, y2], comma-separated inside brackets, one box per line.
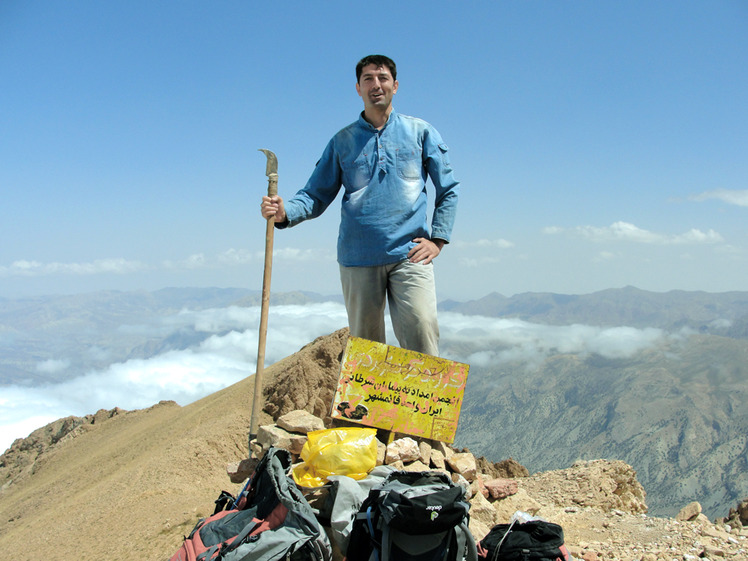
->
[355, 54, 397, 82]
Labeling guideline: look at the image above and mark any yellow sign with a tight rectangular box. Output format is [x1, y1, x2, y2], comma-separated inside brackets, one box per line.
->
[331, 337, 469, 443]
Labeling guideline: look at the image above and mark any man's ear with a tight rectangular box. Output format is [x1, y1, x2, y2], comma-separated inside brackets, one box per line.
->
[393, 80, 399, 95]
[356, 82, 362, 97]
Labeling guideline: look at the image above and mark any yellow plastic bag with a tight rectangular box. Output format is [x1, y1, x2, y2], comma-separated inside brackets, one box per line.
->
[292, 427, 377, 488]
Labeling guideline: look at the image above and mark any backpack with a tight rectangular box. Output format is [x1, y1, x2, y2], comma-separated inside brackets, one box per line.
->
[345, 470, 478, 561]
[169, 447, 332, 561]
[476, 519, 571, 561]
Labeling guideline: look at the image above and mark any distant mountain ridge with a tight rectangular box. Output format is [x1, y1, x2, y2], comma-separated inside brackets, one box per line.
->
[439, 286, 748, 335]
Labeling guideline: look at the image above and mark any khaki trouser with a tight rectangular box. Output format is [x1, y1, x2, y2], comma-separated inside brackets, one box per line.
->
[339, 261, 439, 356]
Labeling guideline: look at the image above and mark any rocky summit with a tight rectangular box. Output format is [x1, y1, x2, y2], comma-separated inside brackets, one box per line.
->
[1, 329, 747, 560]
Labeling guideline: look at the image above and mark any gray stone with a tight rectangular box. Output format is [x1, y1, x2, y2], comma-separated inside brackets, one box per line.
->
[276, 410, 326, 434]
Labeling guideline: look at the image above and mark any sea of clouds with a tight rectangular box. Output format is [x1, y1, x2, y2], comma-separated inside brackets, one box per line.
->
[0, 302, 669, 453]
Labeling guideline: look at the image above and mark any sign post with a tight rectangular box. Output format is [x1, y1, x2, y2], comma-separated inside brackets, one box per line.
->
[331, 337, 470, 443]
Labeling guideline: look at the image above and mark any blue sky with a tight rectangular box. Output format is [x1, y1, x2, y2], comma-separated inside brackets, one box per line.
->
[1, 0, 747, 300]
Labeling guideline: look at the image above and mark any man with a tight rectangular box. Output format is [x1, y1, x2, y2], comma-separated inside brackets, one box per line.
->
[260, 54, 459, 356]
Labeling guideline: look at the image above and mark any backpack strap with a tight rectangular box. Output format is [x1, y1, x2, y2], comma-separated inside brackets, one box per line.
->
[211, 519, 262, 557]
[458, 521, 478, 561]
[491, 519, 517, 561]
[366, 506, 381, 561]
[379, 518, 390, 561]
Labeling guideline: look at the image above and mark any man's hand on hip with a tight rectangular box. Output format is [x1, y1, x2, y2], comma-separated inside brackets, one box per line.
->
[408, 238, 445, 265]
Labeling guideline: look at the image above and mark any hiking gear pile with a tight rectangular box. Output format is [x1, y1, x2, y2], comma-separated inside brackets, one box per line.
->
[169, 447, 571, 561]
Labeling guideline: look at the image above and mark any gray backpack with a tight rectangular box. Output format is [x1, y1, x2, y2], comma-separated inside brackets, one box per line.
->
[169, 447, 332, 561]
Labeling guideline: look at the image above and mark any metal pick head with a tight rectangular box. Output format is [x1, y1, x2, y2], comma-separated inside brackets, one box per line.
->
[258, 149, 278, 177]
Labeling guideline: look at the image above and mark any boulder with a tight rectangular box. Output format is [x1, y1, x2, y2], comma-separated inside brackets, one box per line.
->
[385, 437, 420, 464]
[483, 478, 519, 500]
[676, 501, 702, 521]
[446, 452, 477, 481]
[276, 410, 325, 434]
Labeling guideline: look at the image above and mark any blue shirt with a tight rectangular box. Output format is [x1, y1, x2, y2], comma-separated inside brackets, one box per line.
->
[278, 110, 460, 267]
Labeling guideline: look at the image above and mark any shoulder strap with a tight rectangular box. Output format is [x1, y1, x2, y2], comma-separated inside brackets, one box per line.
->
[459, 521, 478, 561]
[366, 506, 381, 561]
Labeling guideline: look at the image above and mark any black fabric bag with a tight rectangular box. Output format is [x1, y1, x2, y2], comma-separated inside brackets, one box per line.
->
[477, 520, 570, 561]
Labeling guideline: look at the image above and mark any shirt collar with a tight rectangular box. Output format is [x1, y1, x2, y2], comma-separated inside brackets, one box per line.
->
[358, 109, 398, 131]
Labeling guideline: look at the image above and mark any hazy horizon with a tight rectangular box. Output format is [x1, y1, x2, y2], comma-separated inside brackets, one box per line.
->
[1, 296, 686, 454]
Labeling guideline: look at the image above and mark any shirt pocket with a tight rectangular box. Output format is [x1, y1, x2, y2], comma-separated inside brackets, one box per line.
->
[396, 147, 423, 181]
[341, 154, 372, 190]
[438, 143, 452, 167]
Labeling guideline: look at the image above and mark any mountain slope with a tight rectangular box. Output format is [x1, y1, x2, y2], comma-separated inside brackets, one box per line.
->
[454, 332, 748, 519]
[0, 329, 348, 561]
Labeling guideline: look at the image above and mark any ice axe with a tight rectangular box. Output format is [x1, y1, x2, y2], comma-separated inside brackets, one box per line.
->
[249, 148, 278, 447]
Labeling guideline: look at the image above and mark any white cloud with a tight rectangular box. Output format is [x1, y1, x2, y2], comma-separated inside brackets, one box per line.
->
[0, 258, 147, 278]
[272, 247, 335, 262]
[454, 238, 515, 249]
[36, 359, 70, 374]
[0, 246, 334, 281]
[690, 189, 748, 207]
[439, 313, 664, 367]
[0, 302, 669, 453]
[544, 221, 723, 245]
[460, 257, 503, 268]
[0, 302, 349, 452]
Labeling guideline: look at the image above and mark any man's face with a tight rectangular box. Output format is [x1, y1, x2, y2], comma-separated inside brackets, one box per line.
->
[356, 64, 398, 111]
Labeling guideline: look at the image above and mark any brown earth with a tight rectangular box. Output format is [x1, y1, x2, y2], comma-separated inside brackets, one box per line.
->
[1, 328, 746, 560]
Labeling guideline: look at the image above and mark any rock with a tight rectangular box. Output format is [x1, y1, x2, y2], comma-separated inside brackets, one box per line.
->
[254, 425, 307, 456]
[483, 478, 519, 500]
[276, 410, 325, 434]
[446, 452, 477, 481]
[226, 458, 259, 484]
[520, 459, 647, 514]
[738, 497, 748, 525]
[490, 488, 542, 521]
[676, 501, 702, 521]
[287, 434, 308, 455]
[249, 439, 263, 459]
[418, 440, 432, 464]
[701, 524, 732, 541]
[471, 473, 489, 499]
[431, 440, 454, 459]
[388, 460, 405, 471]
[256, 424, 297, 452]
[385, 437, 420, 464]
[401, 460, 430, 473]
[468, 490, 499, 541]
[376, 439, 386, 466]
[493, 457, 530, 478]
[451, 472, 471, 499]
[567, 545, 585, 559]
[430, 449, 446, 470]
[701, 544, 726, 558]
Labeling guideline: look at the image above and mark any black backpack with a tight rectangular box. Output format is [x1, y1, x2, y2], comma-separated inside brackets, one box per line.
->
[345, 470, 478, 561]
[476, 519, 571, 561]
